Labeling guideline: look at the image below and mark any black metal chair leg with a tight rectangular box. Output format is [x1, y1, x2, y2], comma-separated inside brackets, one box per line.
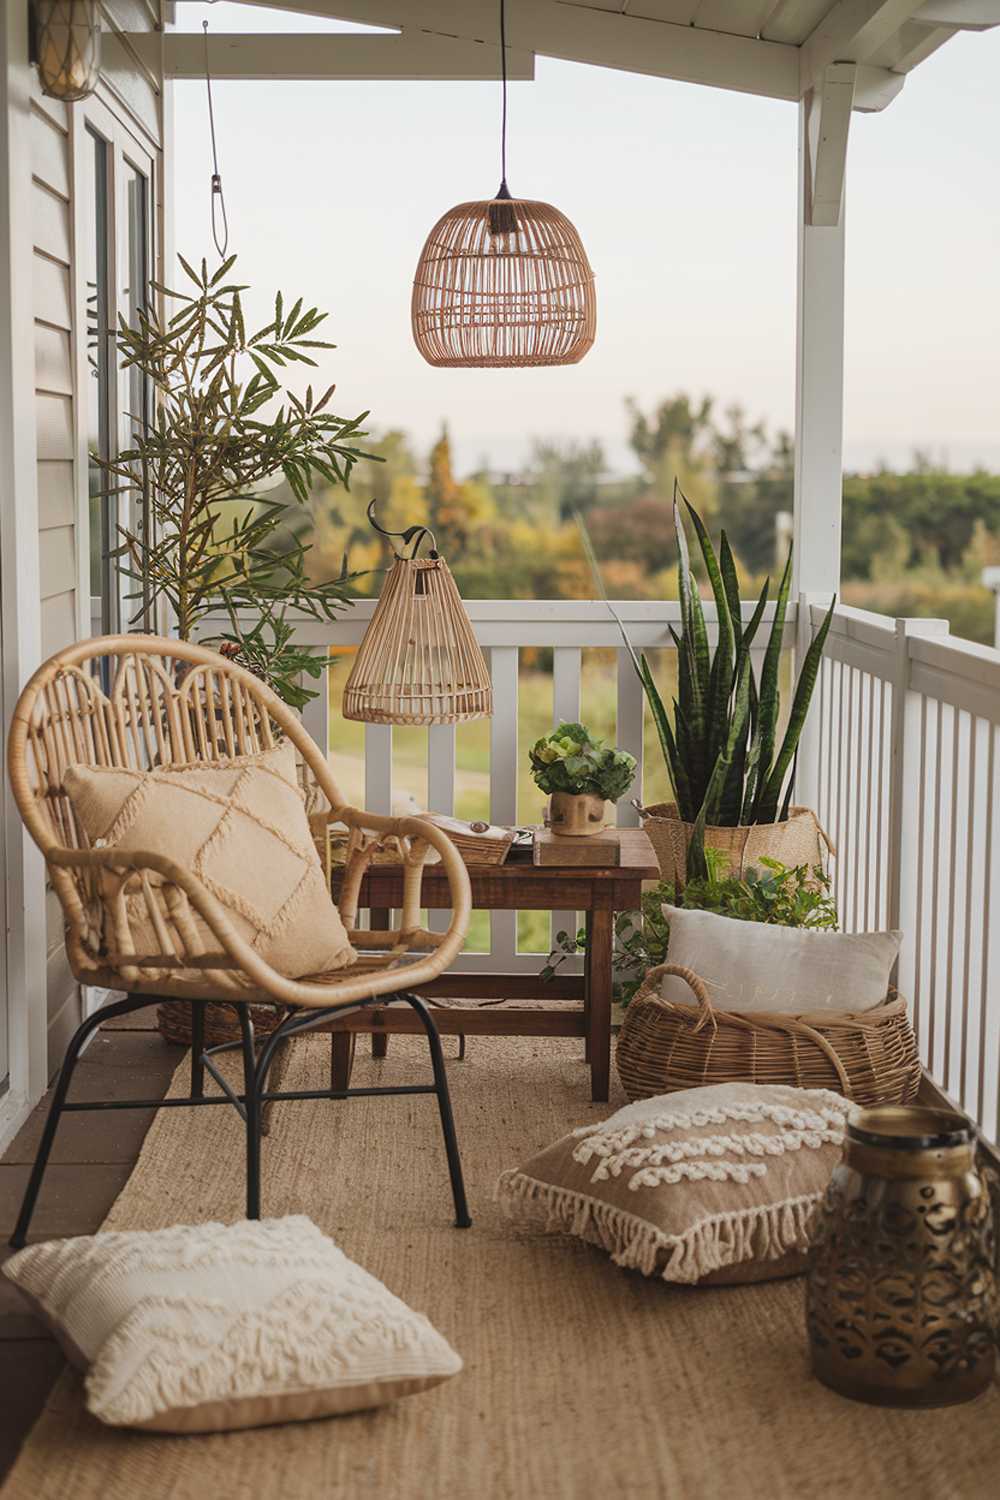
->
[190, 1002, 206, 1098]
[237, 1005, 262, 1220]
[403, 994, 472, 1229]
[9, 994, 157, 1249]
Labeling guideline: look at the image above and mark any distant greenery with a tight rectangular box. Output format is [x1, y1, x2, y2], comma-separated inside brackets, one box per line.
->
[262, 389, 998, 650]
[542, 852, 839, 1004]
[529, 722, 637, 801]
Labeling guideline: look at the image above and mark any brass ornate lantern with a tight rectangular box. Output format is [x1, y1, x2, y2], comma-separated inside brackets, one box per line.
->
[30, 0, 101, 102]
[806, 1105, 997, 1408]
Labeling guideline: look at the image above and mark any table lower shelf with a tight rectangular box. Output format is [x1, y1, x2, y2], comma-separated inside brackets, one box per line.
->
[316, 974, 612, 1101]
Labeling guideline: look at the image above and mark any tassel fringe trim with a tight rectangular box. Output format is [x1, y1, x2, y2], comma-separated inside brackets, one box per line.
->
[495, 1171, 822, 1284]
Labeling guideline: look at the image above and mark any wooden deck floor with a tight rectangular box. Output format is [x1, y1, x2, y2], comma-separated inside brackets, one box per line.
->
[0, 1010, 179, 1481]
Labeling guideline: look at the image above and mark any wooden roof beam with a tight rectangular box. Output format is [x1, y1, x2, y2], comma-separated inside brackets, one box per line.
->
[131, 29, 535, 81]
[799, 1, 924, 99]
[215, 0, 803, 101]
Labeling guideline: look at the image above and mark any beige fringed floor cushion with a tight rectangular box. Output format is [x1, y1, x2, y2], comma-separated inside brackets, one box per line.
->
[63, 740, 354, 978]
[497, 1082, 854, 1285]
[2, 1217, 462, 1433]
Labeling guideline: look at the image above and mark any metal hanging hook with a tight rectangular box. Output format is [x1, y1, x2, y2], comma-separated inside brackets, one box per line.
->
[366, 499, 439, 561]
[203, 20, 229, 261]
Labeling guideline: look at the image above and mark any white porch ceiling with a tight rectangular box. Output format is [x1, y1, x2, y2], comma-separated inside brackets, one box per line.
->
[142, 0, 1000, 109]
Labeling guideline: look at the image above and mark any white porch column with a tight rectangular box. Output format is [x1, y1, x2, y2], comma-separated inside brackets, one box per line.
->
[793, 93, 847, 811]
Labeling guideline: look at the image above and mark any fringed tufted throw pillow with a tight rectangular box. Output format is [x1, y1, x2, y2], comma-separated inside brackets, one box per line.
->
[2, 1217, 462, 1432]
[63, 740, 354, 979]
[497, 1082, 854, 1286]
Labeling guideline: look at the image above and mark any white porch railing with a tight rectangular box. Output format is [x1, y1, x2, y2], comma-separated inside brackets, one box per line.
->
[803, 600, 1000, 1139]
[282, 599, 795, 977]
[219, 595, 1000, 1141]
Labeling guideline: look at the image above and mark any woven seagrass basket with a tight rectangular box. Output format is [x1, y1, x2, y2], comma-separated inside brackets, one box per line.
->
[157, 1001, 285, 1049]
[616, 964, 922, 1107]
[641, 804, 833, 889]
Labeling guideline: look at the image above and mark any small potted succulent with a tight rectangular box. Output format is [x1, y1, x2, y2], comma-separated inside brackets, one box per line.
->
[529, 722, 637, 837]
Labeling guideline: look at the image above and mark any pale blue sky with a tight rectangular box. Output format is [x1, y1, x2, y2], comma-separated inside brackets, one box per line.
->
[173, 6, 1000, 476]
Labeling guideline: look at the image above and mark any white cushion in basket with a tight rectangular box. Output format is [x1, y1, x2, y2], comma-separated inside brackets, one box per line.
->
[660, 906, 901, 1014]
[2, 1216, 461, 1433]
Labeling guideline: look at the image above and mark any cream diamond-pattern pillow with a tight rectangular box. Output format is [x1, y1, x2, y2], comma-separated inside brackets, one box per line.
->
[63, 741, 354, 979]
[2, 1217, 462, 1432]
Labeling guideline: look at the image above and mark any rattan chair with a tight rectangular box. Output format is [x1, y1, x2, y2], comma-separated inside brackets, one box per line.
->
[7, 635, 474, 1247]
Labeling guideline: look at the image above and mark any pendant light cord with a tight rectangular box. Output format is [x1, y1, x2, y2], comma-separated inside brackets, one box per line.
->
[498, 0, 510, 199]
[488, 0, 517, 231]
[203, 21, 229, 260]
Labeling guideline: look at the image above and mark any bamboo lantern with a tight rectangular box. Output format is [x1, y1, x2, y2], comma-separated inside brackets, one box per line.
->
[412, 197, 596, 369]
[342, 508, 493, 726]
[411, 0, 595, 369]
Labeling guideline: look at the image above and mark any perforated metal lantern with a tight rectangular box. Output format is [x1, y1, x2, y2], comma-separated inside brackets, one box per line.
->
[342, 553, 493, 726]
[411, 196, 596, 369]
[31, 0, 101, 102]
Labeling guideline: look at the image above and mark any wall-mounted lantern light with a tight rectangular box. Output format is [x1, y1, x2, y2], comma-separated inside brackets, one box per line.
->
[29, 1, 101, 103]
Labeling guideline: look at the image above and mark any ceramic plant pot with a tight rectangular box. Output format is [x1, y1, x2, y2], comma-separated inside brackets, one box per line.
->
[549, 792, 608, 837]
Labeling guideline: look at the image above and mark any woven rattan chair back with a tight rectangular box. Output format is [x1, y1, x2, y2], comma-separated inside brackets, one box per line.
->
[8, 634, 470, 1009]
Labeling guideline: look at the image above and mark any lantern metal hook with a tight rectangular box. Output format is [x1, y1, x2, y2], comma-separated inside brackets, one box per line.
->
[366, 499, 439, 562]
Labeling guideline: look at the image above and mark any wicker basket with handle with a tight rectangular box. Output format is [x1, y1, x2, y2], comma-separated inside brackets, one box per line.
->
[615, 964, 921, 1107]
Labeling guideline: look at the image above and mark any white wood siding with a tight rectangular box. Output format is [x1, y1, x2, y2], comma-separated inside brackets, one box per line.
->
[25, 1, 164, 1069]
[29, 95, 79, 1053]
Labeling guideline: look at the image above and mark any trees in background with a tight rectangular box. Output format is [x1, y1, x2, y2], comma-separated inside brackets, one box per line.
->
[276, 395, 999, 645]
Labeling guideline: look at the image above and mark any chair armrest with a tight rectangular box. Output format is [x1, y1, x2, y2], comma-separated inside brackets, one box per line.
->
[49, 819, 472, 1009]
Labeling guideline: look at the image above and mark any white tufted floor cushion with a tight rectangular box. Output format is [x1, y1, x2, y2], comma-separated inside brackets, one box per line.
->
[3, 1215, 462, 1433]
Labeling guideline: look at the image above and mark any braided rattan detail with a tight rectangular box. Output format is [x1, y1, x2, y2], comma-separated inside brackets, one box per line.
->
[6, 634, 471, 1010]
[616, 964, 922, 1107]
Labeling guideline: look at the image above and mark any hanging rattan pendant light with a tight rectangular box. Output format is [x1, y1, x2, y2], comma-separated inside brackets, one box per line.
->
[411, 0, 596, 369]
[342, 504, 493, 726]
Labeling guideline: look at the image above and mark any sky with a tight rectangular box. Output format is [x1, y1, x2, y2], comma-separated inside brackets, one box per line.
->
[172, 5, 1000, 478]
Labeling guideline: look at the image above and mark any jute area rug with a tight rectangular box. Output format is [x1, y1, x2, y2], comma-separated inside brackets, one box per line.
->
[3, 1035, 998, 1500]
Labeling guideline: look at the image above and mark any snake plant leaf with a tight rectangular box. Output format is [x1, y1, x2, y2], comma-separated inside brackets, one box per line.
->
[674, 490, 711, 710]
[719, 531, 742, 645]
[751, 545, 792, 821]
[687, 655, 752, 879]
[756, 596, 837, 823]
[682, 492, 735, 772]
[635, 654, 686, 815]
[779, 751, 797, 822]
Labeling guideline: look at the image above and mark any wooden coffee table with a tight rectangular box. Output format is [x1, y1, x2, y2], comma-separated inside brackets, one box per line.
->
[326, 827, 658, 1101]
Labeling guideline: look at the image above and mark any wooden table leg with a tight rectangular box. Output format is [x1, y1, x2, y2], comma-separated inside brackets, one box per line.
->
[586, 908, 613, 1102]
[582, 921, 592, 1063]
[330, 1032, 356, 1091]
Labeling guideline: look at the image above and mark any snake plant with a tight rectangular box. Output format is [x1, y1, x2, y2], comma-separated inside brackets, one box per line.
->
[582, 484, 835, 878]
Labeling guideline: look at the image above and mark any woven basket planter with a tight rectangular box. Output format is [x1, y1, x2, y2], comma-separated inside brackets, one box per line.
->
[641, 803, 832, 889]
[157, 1000, 285, 1049]
[616, 964, 922, 1107]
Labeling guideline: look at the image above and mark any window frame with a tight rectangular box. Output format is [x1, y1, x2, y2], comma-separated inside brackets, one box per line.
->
[72, 95, 156, 641]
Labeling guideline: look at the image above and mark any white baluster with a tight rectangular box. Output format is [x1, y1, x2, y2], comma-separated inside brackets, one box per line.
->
[490, 646, 519, 971]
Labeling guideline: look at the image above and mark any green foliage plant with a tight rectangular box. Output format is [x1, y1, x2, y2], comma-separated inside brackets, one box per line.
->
[98, 252, 375, 706]
[529, 722, 637, 802]
[541, 852, 839, 1005]
[581, 480, 836, 879]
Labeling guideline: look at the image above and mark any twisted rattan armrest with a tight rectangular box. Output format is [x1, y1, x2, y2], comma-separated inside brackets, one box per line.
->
[49, 813, 471, 1009]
